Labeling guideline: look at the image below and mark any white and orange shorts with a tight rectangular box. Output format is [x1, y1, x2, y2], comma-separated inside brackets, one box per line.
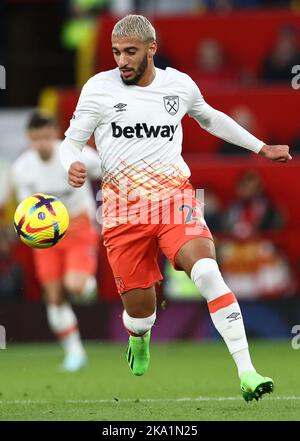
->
[103, 183, 213, 295]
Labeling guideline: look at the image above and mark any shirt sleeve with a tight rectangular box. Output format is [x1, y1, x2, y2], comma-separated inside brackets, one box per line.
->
[81, 145, 102, 180]
[61, 78, 103, 173]
[187, 79, 265, 154]
[59, 138, 84, 173]
[59, 139, 102, 178]
[64, 79, 102, 146]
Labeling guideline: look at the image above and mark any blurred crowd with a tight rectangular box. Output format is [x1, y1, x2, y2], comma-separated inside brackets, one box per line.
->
[164, 170, 295, 301]
[187, 23, 300, 87]
[59, 1, 300, 156]
[0, 163, 296, 302]
[1, 1, 299, 304]
[65, 0, 300, 15]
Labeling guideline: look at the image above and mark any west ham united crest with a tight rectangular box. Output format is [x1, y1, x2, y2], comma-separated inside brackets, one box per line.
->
[163, 96, 179, 115]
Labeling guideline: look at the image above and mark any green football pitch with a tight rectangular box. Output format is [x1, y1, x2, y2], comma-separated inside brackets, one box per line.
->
[0, 340, 299, 421]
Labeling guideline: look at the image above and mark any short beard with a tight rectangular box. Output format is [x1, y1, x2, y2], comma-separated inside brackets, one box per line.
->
[38, 150, 53, 161]
[120, 54, 148, 85]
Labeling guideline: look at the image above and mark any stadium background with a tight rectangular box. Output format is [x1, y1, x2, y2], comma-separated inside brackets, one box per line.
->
[0, 0, 300, 422]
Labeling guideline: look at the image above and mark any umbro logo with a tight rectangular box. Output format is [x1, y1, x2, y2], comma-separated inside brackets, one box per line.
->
[114, 103, 127, 112]
[226, 312, 241, 322]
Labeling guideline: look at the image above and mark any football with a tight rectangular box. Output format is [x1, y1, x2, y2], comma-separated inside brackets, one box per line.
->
[13, 193, 69, 248]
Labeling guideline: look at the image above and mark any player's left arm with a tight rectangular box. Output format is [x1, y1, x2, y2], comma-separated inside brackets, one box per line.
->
[258, 144, 291, 163]
[187, 79, 292, 163]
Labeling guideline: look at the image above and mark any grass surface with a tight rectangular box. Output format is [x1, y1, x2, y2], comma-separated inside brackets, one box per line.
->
[0, 340, 299, 421]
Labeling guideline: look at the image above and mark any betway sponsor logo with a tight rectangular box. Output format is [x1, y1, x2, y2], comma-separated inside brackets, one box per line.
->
[111, 122, 178, 141]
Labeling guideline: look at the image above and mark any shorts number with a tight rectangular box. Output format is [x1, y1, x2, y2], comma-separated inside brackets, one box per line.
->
[179, 204, 199, 224]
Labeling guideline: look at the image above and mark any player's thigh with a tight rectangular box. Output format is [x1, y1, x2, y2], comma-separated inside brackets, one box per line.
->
[64, 214, 99, 274]
[33, 247, 65, 289]
[121, 286, 157, 318]
[175, 237, 216, 276]
[64, 238, 98, 291]
[159, 185, 215, 276]
[103, 224, 162, 296]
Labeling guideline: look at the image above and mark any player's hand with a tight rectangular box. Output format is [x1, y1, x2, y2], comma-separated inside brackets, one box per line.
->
[259, 144, 292, 163]
[68, 161, 87, 188]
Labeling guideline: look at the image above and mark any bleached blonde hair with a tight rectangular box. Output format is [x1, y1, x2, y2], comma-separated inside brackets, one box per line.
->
[112, 15, 156, 43]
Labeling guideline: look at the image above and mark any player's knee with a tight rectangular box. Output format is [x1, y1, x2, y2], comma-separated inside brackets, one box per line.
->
[122, 310, 156, 335]
[64, 274, 85, 296]
[47, 297, 65, 306]
[125, 305, 156, 318]
[65, 282, 83, 296]
[191, 258, 230, 302]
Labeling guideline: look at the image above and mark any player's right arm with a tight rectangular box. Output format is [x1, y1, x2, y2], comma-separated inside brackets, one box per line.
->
[186, 76, 291, 162]
[60, 78, 102, 187]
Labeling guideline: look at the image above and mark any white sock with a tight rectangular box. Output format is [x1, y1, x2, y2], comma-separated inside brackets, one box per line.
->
[190, 258, 230, 302]
[209, 301, 249, 354]
[232, 348, 256, 378]
[191, 258, 255, 376]
[47, 303, 85, 357]
[122, 310, 156, 336]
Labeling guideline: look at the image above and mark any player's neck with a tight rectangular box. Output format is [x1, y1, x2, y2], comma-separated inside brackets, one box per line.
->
[38, 149, 54, 161]
[136, 65, 156, 87]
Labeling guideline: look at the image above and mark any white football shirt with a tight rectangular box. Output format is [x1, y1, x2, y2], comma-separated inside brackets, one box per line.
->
[11, 142, 101, 219]
[64, 67, 264, 226]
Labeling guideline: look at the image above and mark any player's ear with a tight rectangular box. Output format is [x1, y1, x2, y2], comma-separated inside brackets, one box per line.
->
[148, 40, 157, 59]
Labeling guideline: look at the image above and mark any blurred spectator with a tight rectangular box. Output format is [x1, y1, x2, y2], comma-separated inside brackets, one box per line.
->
[110, 0, 200, 14]
[62, 0, 108, 51]
[206, 0, 291, 9]
[260, 0, 292, 6]
[218, 239, 294, 299]
[189, 39, 238, 89]
[222, 170, 284, 238]
[203, 0, 265, 10]
[219, 106, 265, 156]
[155, 51, 173, 70]
[110, 0, 134, 14]
[261, 24, 300, 83]
[203, 187, 222, 232]
[0, 229, 23, 302]
[61, 0, 109, 86]
[0, 0, 6, 107]
[155, 32, 175, 70]
[110, 0, 263, 14]
[218, 171, 294, 299]
[163, 259, 201, 300]
[291, 132, 300, 154]
[203, 0, 233, 11]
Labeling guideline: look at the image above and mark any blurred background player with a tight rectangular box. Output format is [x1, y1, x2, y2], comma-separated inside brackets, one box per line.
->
[10, 111, 101, 371]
